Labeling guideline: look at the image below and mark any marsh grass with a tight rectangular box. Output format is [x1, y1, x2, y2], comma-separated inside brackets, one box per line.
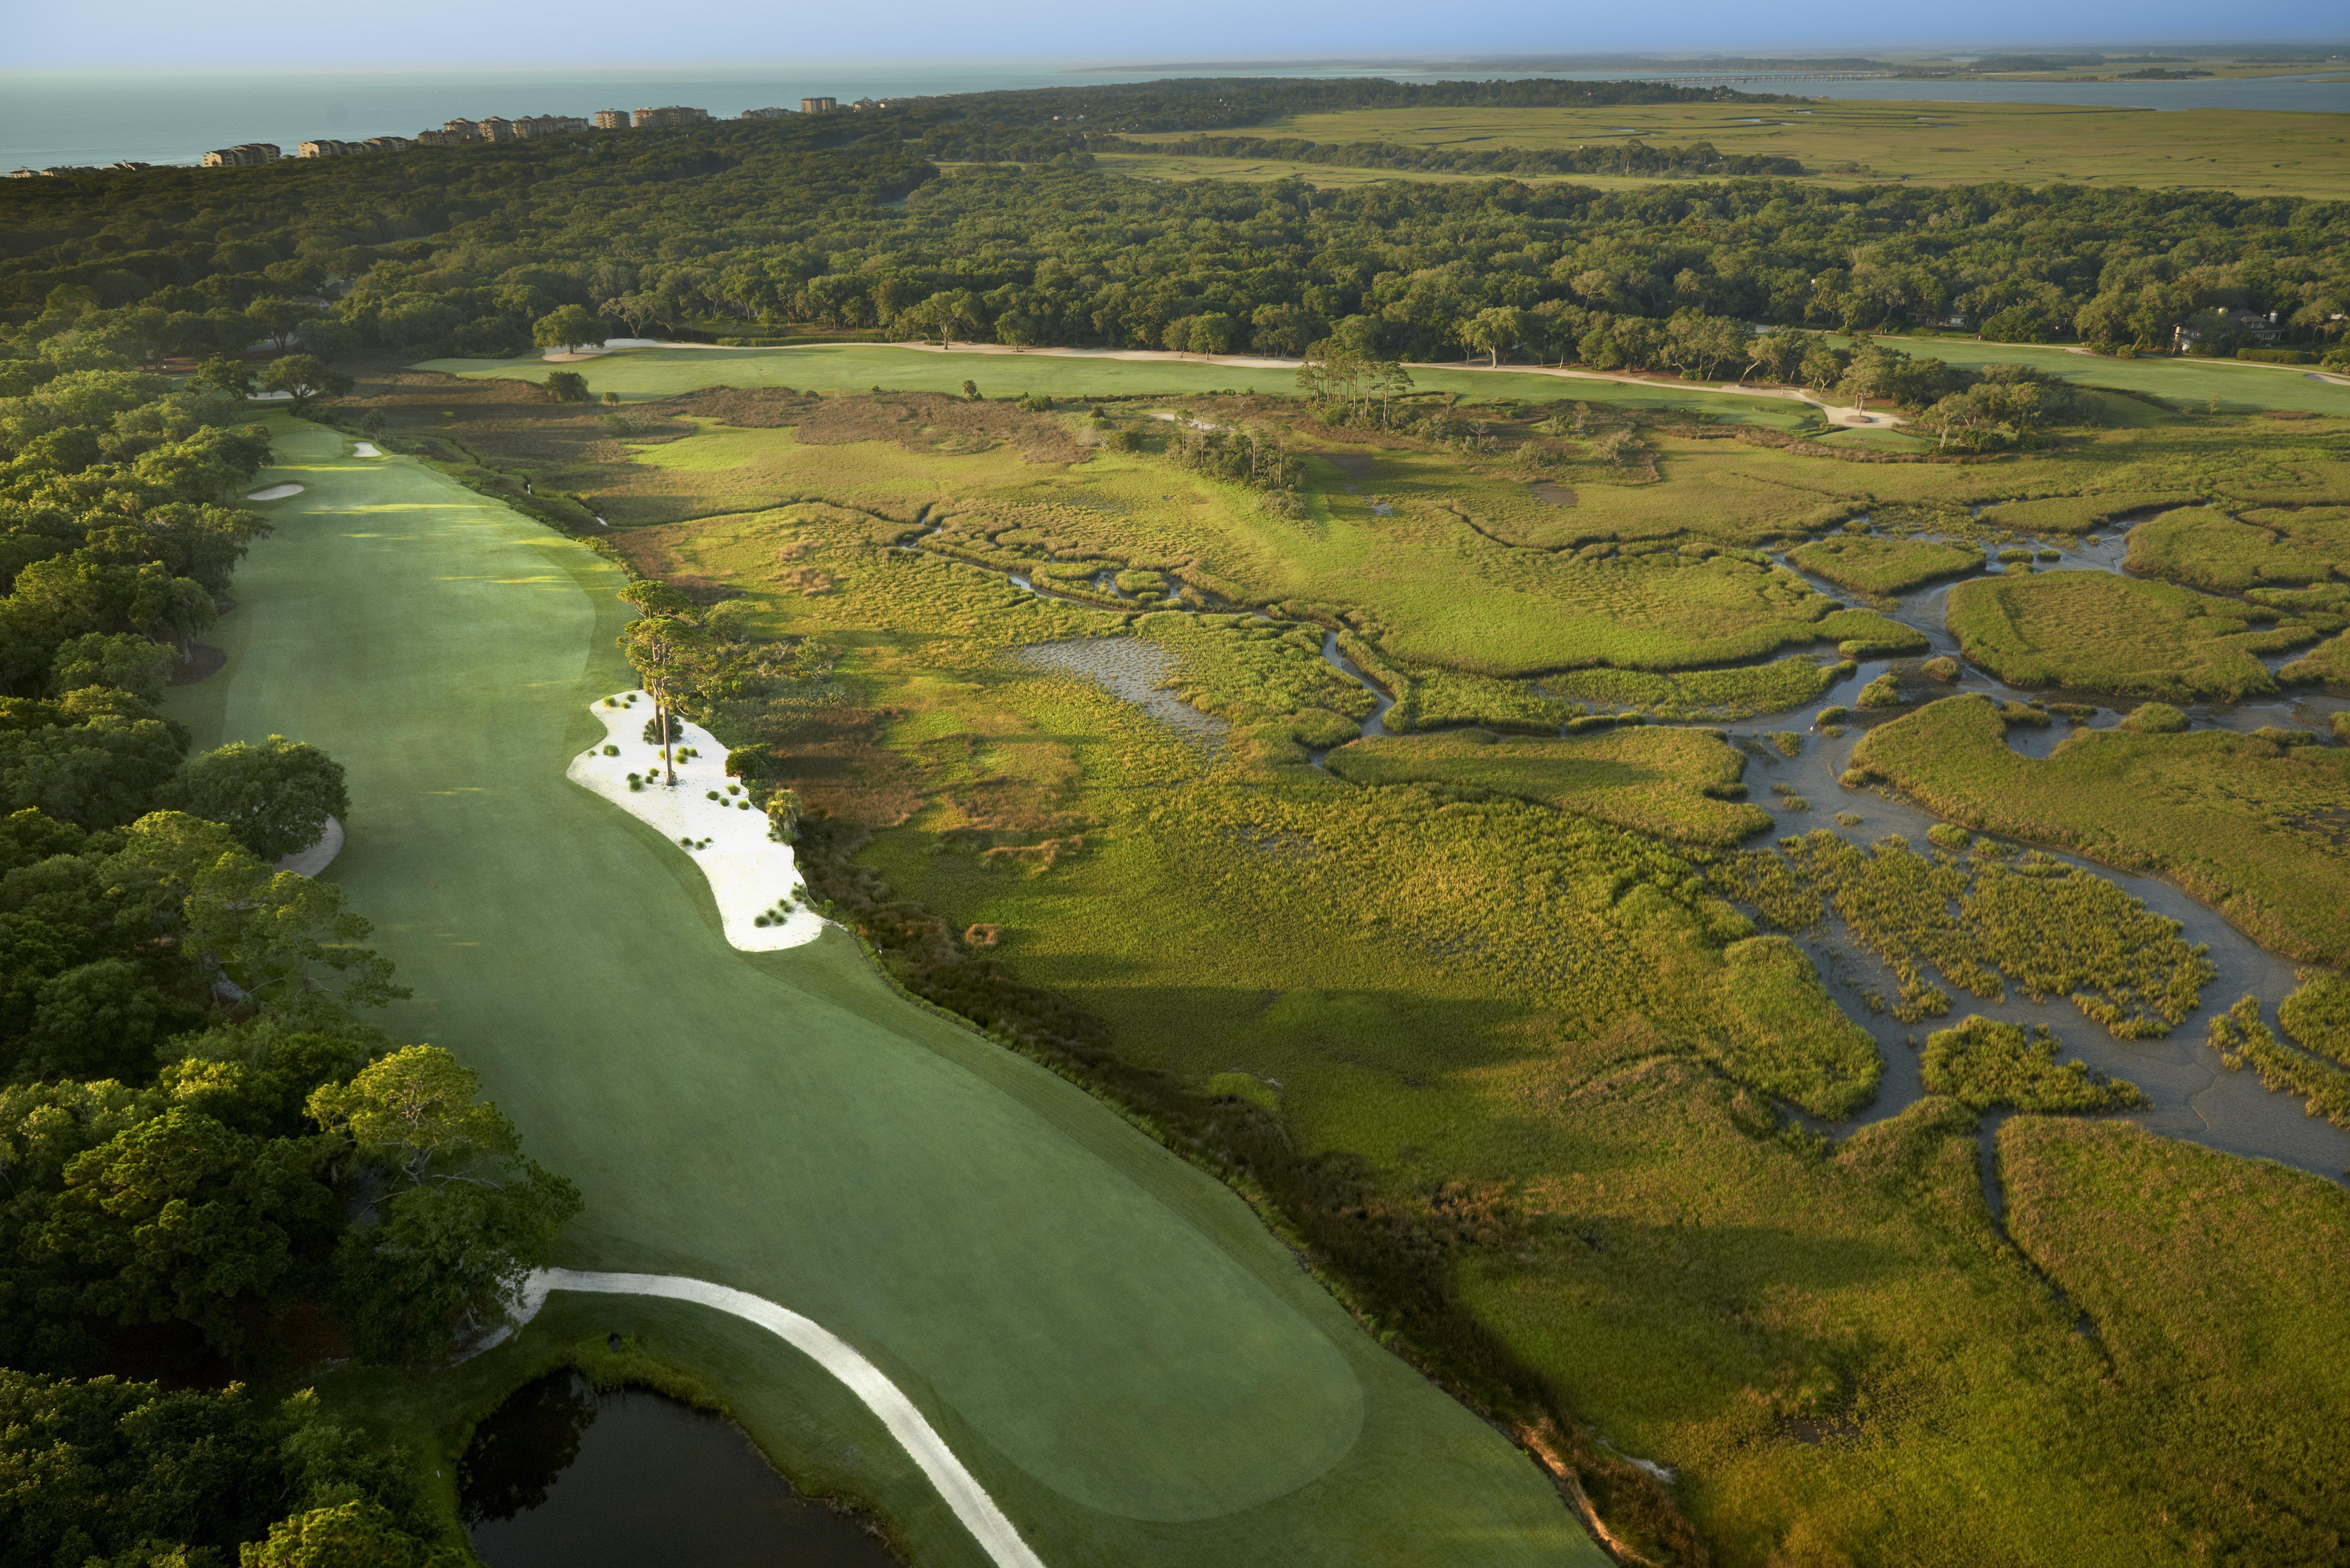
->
[1325, 728, 1772, 847]
[1788, 535, 1985, 597]
[2124, 503, 2350, 592]
[1945, 569, 2317, 701]
[2278, 972, 2350, 1067]
[2207, 994, 2350, 1128]
[1852, 695, 2350, 965]
[1997, 1117, 2350, 1564]
[1921, 1016, 2148, 1111]
[1716, 829, 2213, 1035]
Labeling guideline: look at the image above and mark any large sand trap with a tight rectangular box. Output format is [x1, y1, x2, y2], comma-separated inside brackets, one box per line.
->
[246, 483, 304, 501]
[352, 441, 382, 456]
[275, 815, 343, 877]
[566, 690, 824, 950]
[515, 1268, 1048, 1568]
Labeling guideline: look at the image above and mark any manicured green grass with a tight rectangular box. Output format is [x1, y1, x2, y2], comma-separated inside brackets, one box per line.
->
[1850, 694, 2350, 966]
[413, 344, 1816, 425]
[1860, 338, 2350, 416]
[165, 415, 1601, 1567]
[1788, 535, 1985, 597]
[1224, 100, 2350, 200]
[1323, 727, 1773, 847]
[1944, 569, 2318, 701]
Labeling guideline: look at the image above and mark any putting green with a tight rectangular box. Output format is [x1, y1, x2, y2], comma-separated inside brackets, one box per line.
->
[168, 415, 1602, 1566]
[413, 343, 1815, 426]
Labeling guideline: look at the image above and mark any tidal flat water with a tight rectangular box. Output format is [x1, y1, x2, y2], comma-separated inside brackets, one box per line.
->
[463, 1372, 898, 1568]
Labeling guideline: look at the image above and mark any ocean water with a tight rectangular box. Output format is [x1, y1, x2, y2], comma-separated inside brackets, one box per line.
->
[3, 61, 2344, 170]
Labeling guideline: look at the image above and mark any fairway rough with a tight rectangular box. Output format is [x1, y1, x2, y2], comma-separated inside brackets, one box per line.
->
[517, 1268, 1048, 1568]
[567, 690, 824, 949]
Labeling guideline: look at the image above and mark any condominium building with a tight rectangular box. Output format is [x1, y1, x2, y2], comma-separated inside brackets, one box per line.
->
[800, 97, 838, 114]
[363, 136, 413, 153]
[201, 143, 281, 167]
[633, 105, 712, 128]
[512, 114, 590, 139]
[298, 139, 363, 158]
[478, 117, 514, 142]
[738, 106, 792, 119]
[594, 109, 632, 130]
[442, 118, 479, 137]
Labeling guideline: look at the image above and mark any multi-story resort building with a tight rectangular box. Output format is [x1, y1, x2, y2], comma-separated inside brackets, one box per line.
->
[201, 143, 281, 167]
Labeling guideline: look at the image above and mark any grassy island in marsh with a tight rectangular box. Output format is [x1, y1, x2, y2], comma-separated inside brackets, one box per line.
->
[1850, 694, 2350, 966]
[1322, 727, 1771, 847]
[1944, 569, 2319, 701]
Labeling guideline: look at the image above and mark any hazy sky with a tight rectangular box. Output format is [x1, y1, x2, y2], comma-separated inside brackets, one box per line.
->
[7, 0, 2342, 70]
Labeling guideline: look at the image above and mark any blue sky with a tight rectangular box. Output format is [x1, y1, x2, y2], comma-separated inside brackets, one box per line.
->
[7, 2, 2343, 70]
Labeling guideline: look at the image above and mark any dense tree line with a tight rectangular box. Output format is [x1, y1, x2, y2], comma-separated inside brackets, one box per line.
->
[1, 76, 2343, 379]
[1150, 133, 1806, 179]
[0, 343, 578, 1565]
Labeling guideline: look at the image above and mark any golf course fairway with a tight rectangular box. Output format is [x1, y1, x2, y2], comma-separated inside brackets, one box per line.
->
[165, 415, 1604, 1568]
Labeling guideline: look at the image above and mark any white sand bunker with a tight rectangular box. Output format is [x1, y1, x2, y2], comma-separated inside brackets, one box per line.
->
[246, 483, 304, 501]
[567, 690, 824, 950]
[352, 441, 382, 457]
[275, 815, 343, 878]
[1015, 638, 1224, 745]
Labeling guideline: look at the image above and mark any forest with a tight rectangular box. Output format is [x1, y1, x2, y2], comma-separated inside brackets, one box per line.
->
[2, 75, 2346, 377]
[0, 350, 578, 1562]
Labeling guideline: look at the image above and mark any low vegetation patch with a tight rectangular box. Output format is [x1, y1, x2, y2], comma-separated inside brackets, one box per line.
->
[1997, 1118, 2350, 1566]
[1945, 569, 2316, 702]
[1852, 695, 2350, 965]
[1788, 535, 1985, 597]
[1921, 1016, 2148, 1111]
[2207, 995, 2350, 1129]
[1325, 728, 1771, 847]
[1714, 829, 2215, 1036]
[2123, 503, 2350, 592]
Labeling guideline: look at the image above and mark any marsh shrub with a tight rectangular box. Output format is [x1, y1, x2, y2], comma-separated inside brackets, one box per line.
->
[1857, 674, 1903, 709]
[2125, 702, 2189, 734]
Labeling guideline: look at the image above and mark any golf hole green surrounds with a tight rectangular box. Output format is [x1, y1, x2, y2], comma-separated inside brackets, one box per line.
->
[167, 417, 1405, 1530]
[413, 343, 1817, 425]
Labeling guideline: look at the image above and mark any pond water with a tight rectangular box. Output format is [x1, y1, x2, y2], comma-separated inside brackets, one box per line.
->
[463, 1372, 899, 1568]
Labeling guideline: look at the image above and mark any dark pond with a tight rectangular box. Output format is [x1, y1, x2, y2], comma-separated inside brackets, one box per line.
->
[462, 1372, 899, 1568]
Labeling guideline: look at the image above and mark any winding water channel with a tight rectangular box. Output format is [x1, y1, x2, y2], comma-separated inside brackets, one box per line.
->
[945, 492, 2348, 1178]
